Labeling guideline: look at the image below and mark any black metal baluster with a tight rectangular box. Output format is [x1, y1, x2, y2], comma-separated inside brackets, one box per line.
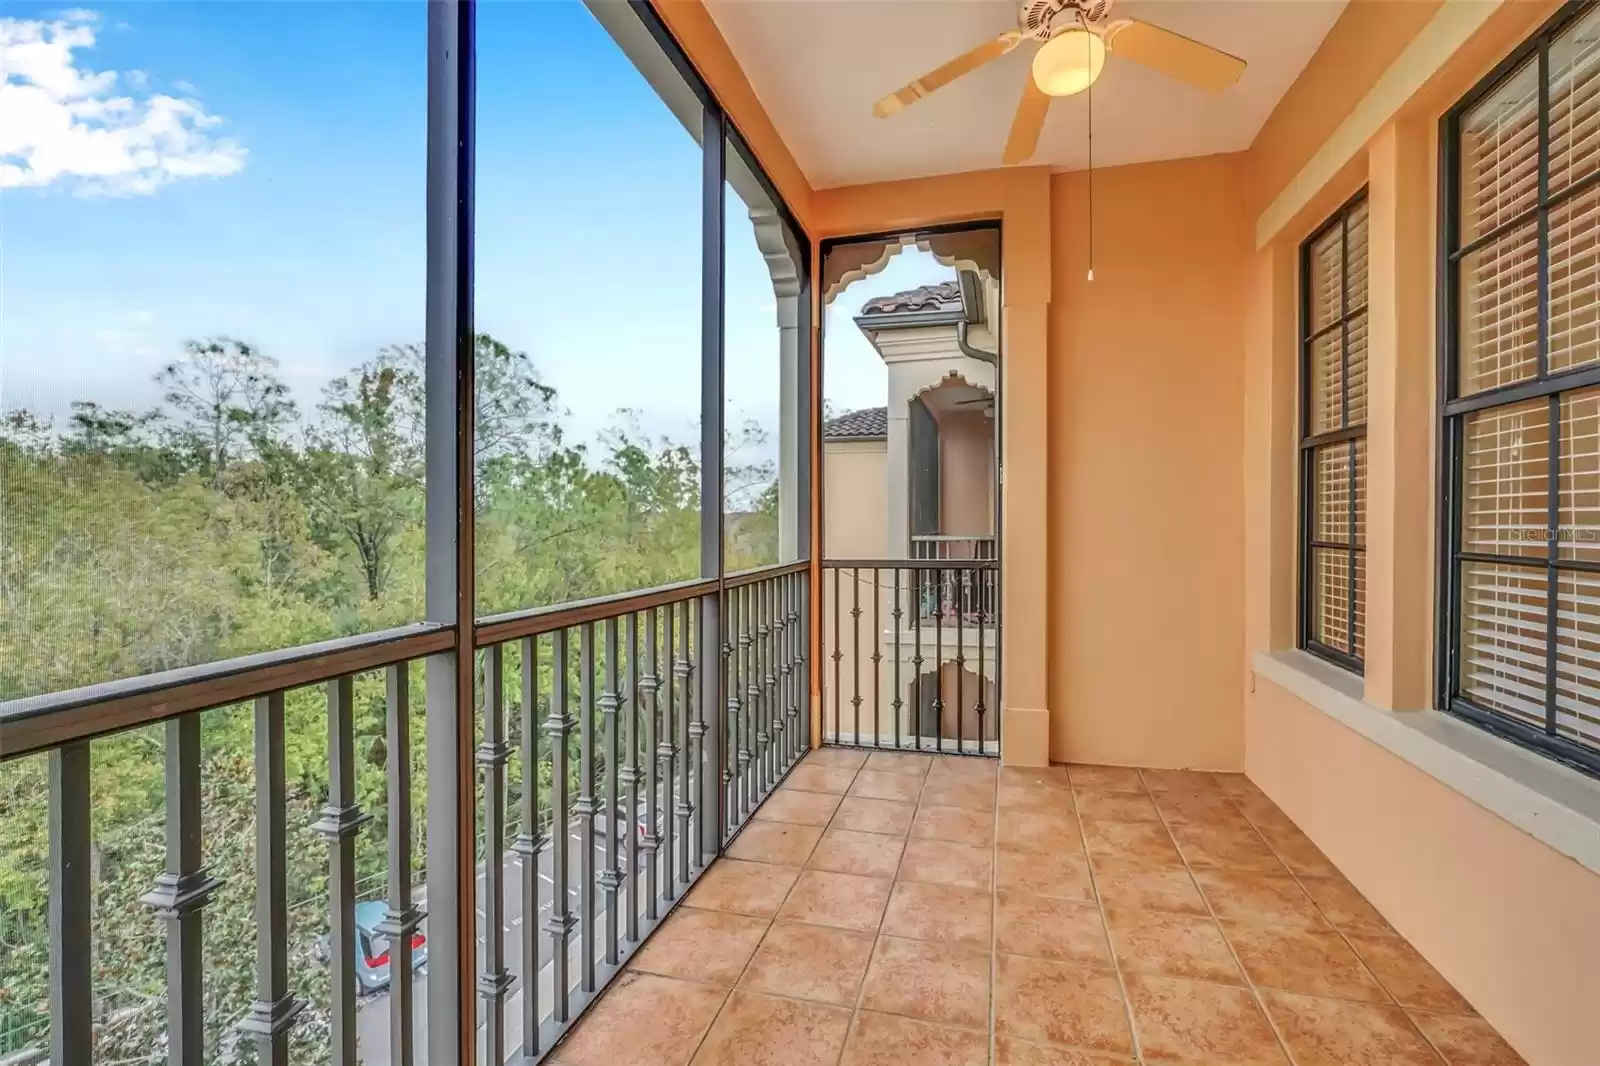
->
[685, 597, 707, 867]
[514, 640, 544, 1063]
[314, 676, 372, 1066]
[744, 585, 761, 807]
[724, 590, 739, 826]
[788, 572, 802, 766]
[758, 580, 774, 794]
[870, 568, 883, 749]
[598, 618, 622, 967]
[976, 581, 988, 757]
[956, 569, 967, 752]
[831, 566, 841, 744]
[243, 692, 303, 1066]
[850, 567, 863, 745]
[640, 609, 663, 917]
[662, 603, 681, 896]
[141, 715, 217, 1066]
[934, 567, 945, 752]
[892, 569, 904, 752]
[577, 623, 598, 992]
[48, 741, 91, 1066]
[768, 580, 781, 784]
[478, 646, 512, 1063]
[797, 572, 810, 757]
[912, 567, 923, 752]
[741, 584, 755, 813]
[380, 663, 421, 1066]
[545, 630, 575, 1023]
[623, 613, 641, 945]
[675, 599, 695, 879]
[773, 578, 789, 775]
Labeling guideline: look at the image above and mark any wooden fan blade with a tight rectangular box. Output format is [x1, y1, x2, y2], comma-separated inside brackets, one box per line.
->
[1003, 77, 1050, 166]
[1105, 19, 1245, 93]
[873, 31, 1022, 118]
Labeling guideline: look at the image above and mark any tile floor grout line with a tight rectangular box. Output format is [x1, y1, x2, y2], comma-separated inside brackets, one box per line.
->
[1238, 797, 1455, 1064]
[1073, 768, 1148, 1066]
[682, 752, 868, 1066]
[1150, 772, 1303, 1066]
[843, 753, 931, 1065]
[987, 762, 1002, 1066]
[676, 752, 843, 1066]
[1231, 776, 1479, 1062]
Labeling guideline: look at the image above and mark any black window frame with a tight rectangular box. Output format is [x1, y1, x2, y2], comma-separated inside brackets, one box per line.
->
[1438, 0, 1600, 778]
[1298, 189, 1370, 674]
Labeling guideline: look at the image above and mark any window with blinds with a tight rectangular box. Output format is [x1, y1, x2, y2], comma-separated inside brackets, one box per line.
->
[1300, 194, 1370, 671]
[1443, 1, 1600, 773]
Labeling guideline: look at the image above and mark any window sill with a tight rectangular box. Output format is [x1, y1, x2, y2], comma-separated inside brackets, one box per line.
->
[1253, 649, 1600, 877]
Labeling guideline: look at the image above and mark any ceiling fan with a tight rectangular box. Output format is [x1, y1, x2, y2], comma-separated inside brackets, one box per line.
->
[872, 0, 1247, 166]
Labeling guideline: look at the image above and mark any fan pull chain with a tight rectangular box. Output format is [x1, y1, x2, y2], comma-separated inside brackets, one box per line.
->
[1087, 66, 1095, 283]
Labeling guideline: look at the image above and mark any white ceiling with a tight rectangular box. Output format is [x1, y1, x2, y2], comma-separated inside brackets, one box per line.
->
[704, 0, 1348, 188]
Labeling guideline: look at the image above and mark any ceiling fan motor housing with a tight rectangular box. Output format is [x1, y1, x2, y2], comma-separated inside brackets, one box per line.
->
[1019, 0, 1116, 41]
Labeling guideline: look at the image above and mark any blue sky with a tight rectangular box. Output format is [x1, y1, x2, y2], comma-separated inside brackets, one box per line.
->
[1, 1, 946, 460]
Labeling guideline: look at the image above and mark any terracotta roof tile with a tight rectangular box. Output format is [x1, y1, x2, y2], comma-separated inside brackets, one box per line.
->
[859, 281, 961, 316]
[823, 407, 888, 439]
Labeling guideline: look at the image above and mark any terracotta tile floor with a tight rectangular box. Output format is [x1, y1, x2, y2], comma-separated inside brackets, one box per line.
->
[547, 751, 1526, 1066]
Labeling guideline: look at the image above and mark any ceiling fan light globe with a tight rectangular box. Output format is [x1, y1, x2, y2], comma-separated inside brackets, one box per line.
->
[1032, 28, 1106, 97]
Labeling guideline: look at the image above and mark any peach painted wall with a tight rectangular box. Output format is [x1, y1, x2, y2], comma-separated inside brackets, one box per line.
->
[1246, 0, 1443, 214]
[822, 440, 888, 560]
[1049, 156, 1250, 770]
[1247, 680, 1600, 1065]
[936, 409, 995, 539]
[1238, 3, 1600, 1062]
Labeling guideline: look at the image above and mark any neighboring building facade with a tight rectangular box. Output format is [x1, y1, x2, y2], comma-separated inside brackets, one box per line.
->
[821, 270, 1000, 748]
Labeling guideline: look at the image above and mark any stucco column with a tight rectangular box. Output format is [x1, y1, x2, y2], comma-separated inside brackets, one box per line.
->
[748, 205, 804, 560]
[1243, 239, 1302, 659]
[777, 292, 801, 561]
[1001, 171, 1053, 766]
[1364, 121, 1435, 710]
[886, 391, 909, 558]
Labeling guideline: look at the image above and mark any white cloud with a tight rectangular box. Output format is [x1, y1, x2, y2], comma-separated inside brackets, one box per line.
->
[0, 11, 246, 196]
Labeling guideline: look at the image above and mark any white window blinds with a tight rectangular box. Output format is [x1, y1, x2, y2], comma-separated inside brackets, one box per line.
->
[1301, 198, 1369, 666]
[1449, 3, 1600, 763]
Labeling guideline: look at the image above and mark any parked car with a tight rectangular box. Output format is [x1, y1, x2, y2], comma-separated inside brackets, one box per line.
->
[591, 802, 662, 845]
[315, 900, 427, 995]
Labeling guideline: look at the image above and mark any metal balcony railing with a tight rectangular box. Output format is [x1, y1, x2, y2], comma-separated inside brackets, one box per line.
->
[910, 536, 999, 621]
[0, 562, 809, 1066]
[821, 560, 1000, 756]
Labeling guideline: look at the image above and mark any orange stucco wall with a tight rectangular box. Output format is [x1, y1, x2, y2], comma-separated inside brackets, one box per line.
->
[1049, 156, 1249, 770]
[1248, 680, 1600, 1066]
[1238, 3, 1599, 1062]
[659, 6, 1600, 1054]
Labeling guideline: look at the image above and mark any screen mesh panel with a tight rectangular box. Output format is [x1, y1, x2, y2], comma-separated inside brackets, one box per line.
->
[1315, 443, 1351, 543]
[1313, 549, 1352, 654]
[1353, 550, 1367, 660]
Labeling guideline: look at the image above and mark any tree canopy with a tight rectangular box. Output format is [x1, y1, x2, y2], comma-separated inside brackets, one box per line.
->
[0, 333, 779, 1059]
